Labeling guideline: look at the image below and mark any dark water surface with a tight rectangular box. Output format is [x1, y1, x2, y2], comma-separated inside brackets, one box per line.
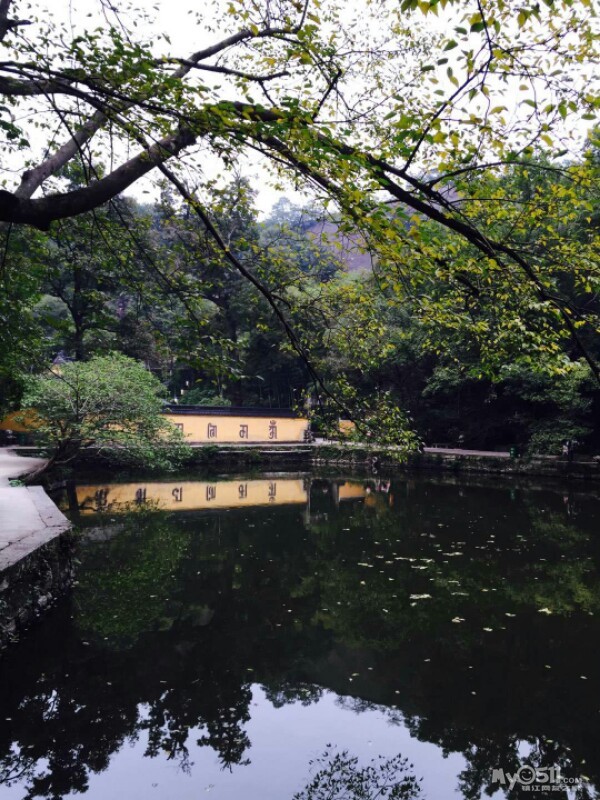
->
[1, 473, 600, 799]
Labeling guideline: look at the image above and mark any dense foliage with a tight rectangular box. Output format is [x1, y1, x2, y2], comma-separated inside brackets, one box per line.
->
[1, 167, 598, 454]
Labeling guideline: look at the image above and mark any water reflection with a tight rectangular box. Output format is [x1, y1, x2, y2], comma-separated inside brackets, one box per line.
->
[0, 476, 599, 799]
[60, 476, 369, 515]
[292, 748, 424, 799]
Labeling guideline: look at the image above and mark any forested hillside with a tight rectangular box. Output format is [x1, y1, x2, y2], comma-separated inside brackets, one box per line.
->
[2, 160, 598, 455]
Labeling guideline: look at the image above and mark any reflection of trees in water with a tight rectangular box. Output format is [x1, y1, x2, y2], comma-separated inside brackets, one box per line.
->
[0, 662, 139, 799]
[262, 680, 323, 709]
[335, 695, 404, 727]
[74, 513, 192, 646]
[1, 481, 600, 798]
[302, 483, 600, 797]
[0, 506, 331, 797]
[455, 736, 599, 800]
[293, 749, 423, 800]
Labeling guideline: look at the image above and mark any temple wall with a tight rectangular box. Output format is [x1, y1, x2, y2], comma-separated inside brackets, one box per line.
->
[164, 413, 308, 443]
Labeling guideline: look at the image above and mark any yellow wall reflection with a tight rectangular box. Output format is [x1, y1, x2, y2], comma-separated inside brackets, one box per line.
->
[70, 478, 310, 514]
[338, 481, 369, 500]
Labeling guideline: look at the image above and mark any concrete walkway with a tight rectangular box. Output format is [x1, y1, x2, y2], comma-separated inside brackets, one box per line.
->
[422, 446, 511, 458]
[0, 448, 69, 573]
[0, 447, 48, 487]
[0, 487, 70, 569]
[312, 439, 513, 458]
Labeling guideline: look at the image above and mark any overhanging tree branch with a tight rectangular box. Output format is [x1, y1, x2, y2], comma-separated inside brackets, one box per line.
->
[0, 0, 30, 42]
[0, 127, 197, 228]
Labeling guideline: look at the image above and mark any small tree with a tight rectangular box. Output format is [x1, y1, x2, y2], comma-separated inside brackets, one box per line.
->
[21, 353, 190, 470]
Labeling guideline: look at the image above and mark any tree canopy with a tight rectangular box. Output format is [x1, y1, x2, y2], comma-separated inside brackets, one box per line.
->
[21, 352, 190, 469]
[0, 0, 598, 354]
[0, 0, 599, 447]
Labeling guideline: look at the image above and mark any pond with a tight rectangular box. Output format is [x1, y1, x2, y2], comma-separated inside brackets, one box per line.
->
[0, 472, 599, 799]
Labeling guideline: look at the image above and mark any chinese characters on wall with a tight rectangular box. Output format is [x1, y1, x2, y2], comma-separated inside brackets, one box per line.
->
[165, 413, 303, 442]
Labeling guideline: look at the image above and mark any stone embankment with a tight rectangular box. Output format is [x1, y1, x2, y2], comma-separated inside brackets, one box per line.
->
[185, 441, 600, 481]
[310, 443, 600, 480]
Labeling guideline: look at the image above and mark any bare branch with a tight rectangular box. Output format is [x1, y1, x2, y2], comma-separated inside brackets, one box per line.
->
[168, 59, 289, 83]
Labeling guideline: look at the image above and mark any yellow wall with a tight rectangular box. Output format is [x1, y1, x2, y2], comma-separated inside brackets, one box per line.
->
[0, 410, 39, 433]
[0, 410, 308, 443]
[70, 477, 309, 514]
[164, 413, 308, 443]
[338, 419, 356, 439]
